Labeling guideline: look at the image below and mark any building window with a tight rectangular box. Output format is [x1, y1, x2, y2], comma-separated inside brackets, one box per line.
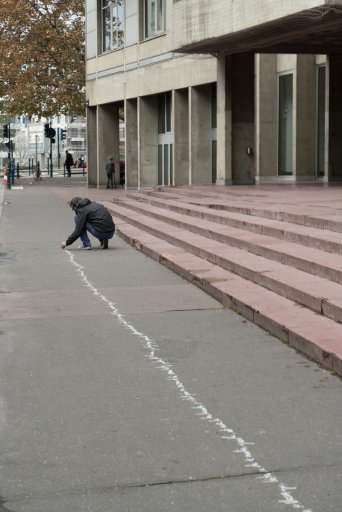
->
[278, 73, 293, 176]
[144, 0, 165, 38]
[211, 83, 217, 183]
[101, 0, 125, 52]
[158, 92, 171, 134]
[211, 83, 217, 130]
[316, 65, 326, 178]
[158, 92, 172, 186]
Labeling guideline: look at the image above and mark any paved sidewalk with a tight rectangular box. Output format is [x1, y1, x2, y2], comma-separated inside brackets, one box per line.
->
[0, 181, 341, 512]
[48, 181, 342, 377]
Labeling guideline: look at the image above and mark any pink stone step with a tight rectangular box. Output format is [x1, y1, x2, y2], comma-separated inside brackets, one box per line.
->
[114, 218, 342, 377]
[106, 199, 342, 284]
[142, 187, 342, 233]
[122, 193, 342, 254]
[101, 201, 342, 323]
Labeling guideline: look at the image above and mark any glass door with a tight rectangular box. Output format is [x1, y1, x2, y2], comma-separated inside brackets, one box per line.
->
[316, 65, 326, 178]
[278, 73, 293, 176]
[211, 83, 217, 183]
[158, 143, 172, 186]
[158, 92, 173, 186]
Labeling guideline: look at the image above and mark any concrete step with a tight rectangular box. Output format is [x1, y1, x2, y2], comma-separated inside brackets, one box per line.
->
[110, 196, 342, 285]
[122, 191, 342, 255]
[98, 191, 342, 376]
[112, 215, 342, 377]
[101, 200, 342, 325]
[141, 187, 342, 233]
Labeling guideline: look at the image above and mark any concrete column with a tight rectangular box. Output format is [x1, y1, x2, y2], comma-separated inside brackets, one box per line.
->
[173, 89, 189, 186]
[189, 85, 211, 185]
[216, 55, 232, 185]
[97, 103, 120, 188]
[232, 54, 255, 185]
[295, 55, 316, 180]
[255, 54, 277, 183]
[113, 105, 120, 188]
[327, 55, 342, 181]
[138, 96, 158, 188]
[86, 107, 97, 187]
[125, 98, 138, 189]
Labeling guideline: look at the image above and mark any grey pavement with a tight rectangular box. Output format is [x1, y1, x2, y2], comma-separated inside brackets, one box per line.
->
[0, 181, 341, 512]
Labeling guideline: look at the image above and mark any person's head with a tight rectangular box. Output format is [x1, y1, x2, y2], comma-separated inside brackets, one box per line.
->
[108, 156, 113, 161]
[69, 197, 81, 211]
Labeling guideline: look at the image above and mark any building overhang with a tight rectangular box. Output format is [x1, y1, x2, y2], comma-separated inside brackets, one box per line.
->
[173, 5, 342, 56]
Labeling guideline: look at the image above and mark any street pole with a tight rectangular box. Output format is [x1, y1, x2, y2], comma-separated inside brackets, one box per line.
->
[44, 121, 56, 177]
[49, 120, 55, 177]
[57, 127, 60, 170]
[35, 135, 38, 173]
[50, 137, 53, 177]
[10, 139, 14, 185]
[6, 123, 11, 189]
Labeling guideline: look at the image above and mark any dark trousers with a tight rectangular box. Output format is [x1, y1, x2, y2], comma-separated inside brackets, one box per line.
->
[75, 215, 114, 247]
[106, 173, 114, 189]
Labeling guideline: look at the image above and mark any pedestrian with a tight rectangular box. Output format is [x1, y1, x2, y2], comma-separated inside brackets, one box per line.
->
[64, 150, 74, 177]
[60, 197, 115, 250]
[106, 156, 115, 189]
[79, 154, 85, 168]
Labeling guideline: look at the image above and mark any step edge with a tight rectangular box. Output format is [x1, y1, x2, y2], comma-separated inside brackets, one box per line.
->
[116, 221, 342, 377]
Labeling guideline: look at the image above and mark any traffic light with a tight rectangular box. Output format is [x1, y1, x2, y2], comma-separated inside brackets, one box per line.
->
[44, 123, 56, 139]
[3, 124, 8, 138]
[61, 129, 67, 140]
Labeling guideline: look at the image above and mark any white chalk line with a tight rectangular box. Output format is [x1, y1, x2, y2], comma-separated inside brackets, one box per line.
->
[66, 250, 313, 512]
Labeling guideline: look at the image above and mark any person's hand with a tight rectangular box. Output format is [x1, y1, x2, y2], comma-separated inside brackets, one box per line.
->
[61, 241, 67, 249]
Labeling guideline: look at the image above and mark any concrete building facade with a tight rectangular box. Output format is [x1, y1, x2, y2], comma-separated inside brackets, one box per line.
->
[85, 1, 342, 188]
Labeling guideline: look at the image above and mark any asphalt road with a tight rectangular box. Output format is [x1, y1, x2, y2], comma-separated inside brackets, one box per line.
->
[0, 183, 341, 512]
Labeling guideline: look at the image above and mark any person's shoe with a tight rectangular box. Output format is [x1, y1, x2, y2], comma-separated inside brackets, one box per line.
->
[78, 245, 92, 250]
[99, 239, 104, 248]
[102, 240, 108, 249]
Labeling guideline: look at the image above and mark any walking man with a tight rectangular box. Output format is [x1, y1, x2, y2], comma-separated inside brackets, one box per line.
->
[64, 150, 74, 177]
[106, 156, 115, 189]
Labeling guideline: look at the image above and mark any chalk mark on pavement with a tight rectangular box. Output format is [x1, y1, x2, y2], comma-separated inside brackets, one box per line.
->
[66, 249, 313, 512]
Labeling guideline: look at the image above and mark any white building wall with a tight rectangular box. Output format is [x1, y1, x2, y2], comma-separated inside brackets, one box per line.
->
[85, 0, 340, 188]
[172, 0, 342, 49]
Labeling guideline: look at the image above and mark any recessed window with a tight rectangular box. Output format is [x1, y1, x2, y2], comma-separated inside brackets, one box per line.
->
[158, 92, 171, 134]
[316, 65, 326, 178]
[278, 73, 293, 176]
[101, 0, 125, 52]
[144, 0, 165, 39]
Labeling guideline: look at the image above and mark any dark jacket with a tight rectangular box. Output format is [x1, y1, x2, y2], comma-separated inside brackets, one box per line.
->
[66, 198, 115, 246]
[106, 160, 115, 176]
[65, 152, 74, 166]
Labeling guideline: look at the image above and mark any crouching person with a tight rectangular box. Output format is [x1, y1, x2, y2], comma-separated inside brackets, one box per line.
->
[61, 197, 115, 250]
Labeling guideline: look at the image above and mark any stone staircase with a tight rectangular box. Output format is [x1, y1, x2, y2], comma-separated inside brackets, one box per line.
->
[100, 186, 342, 377]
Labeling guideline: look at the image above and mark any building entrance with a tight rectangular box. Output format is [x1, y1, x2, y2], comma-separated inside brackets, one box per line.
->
[158, 92, 173, 186]
[158, 140, 173, 186]
[278, 73, 293, 176]
[316, 65, 326, 178]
